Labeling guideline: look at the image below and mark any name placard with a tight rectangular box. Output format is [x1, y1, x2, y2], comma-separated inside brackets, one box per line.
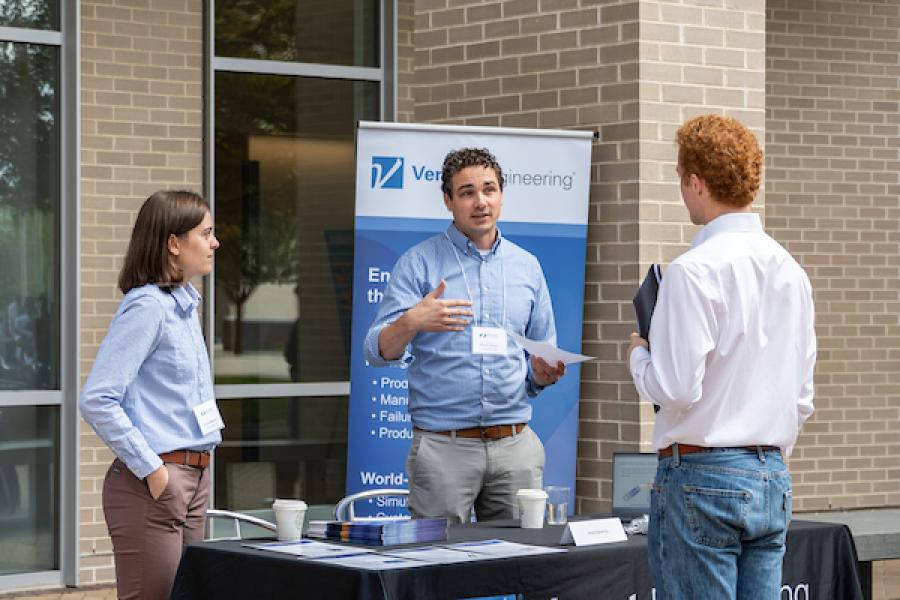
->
[560, 518, 628, 546]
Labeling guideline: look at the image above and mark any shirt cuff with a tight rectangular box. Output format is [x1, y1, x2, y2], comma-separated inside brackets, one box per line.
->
[364, 323, 414, 368]
[525, 362, 546, 397]
[121, 433, 164, 479]
[629, 346, 651, 378]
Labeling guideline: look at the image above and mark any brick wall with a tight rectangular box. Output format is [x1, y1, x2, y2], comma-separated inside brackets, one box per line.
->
[766, 0, 900, 511]
[79, 0, 204, 584]
[397, 0, 416, 122]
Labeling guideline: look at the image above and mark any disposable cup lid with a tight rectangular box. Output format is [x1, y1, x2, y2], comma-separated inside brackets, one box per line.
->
[516, 488, 548, 499]
[273, 498, 307, 509]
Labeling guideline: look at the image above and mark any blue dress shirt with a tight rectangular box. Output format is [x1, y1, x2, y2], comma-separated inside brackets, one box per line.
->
[364, 224, 557, 431]
[80, 283, 220, 479]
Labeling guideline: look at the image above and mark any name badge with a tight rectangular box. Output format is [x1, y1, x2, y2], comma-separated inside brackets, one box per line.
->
[472, 326, 507, 355]
[193, 399, 225, 436]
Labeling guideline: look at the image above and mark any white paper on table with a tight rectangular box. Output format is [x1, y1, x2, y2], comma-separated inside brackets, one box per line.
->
[445, 539, 567, 558]
[243, 539, 373, 559]
[507, 332, 594, 365]
[383, 546, 489, 565]
[310, 552, 430, 570]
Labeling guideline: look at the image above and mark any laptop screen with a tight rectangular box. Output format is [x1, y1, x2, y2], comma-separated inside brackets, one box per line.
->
[611, 453, 657, 517]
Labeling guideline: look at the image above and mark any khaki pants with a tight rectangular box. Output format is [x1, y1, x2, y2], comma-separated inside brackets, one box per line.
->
[406, 426, 544, 523]
[102, 459, 210, 600]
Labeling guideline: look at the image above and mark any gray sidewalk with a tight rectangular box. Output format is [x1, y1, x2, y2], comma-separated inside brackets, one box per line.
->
[0, 585, 115, 600]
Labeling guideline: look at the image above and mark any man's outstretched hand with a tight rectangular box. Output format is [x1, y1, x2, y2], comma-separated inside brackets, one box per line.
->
[406, 279, 473, 332]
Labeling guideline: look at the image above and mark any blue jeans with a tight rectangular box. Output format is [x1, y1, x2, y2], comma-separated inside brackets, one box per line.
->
[648, 447, 792, 600]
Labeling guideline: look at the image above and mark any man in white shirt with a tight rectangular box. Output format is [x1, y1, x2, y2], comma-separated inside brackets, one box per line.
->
[627, 114, 816, 599]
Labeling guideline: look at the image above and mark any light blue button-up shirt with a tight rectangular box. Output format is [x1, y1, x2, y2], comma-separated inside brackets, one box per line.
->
[364, 224, 557, 431]
[80, 283, 220, 479]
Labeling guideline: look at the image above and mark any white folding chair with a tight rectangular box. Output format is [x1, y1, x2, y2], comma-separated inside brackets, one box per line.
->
[332, 489, 409, 521]
[206, 508, 276, 540]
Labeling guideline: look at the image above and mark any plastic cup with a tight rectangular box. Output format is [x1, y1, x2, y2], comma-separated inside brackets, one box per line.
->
[544, 485, 570, 525]
[272, 498, 307, 541]
[516, 488, 548, 529]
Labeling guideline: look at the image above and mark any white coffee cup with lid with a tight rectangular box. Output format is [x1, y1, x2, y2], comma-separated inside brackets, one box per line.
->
[272, 498, 307, 541]
[516, 488, 548, 529]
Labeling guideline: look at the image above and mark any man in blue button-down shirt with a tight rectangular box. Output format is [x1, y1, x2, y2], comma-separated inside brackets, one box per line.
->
[364, 148, 566, 523]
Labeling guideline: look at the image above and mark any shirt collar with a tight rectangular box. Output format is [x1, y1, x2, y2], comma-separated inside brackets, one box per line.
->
[446, 223, 503, 257]
[691, 212, 762, 249]
[171, 282, 201, 314]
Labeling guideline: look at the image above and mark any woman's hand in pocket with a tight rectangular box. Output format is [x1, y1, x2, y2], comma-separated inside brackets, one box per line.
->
[146, 464, 169, 500]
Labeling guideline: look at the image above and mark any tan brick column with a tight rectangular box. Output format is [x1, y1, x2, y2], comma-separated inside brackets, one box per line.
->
[398, 0, 416, 122]
[80, 0, 204, 584]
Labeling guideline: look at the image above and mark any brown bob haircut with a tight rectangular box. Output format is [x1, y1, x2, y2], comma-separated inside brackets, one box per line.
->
[118, 190, 209, 294]
[676, 114, 763, 207]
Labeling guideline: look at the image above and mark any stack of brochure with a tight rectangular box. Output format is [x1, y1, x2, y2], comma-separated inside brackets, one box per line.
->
[323, 518, 448, 546]
[305, 520, 328, 540]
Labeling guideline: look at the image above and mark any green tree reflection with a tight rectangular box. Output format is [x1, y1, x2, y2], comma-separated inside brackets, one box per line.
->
[0, 22, 58, 389]
[0, 0, 58, 30]
[215, 72, 298, 355]
[215, 0, 299, 62]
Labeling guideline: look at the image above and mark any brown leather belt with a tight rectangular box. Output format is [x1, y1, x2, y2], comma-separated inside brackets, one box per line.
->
[422, 423, 527, 440]
[658, 444, 779, 459]
[160, 449, 210, 469]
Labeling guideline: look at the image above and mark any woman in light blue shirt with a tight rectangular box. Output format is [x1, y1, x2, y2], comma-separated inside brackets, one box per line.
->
[81, 190, 222, 600]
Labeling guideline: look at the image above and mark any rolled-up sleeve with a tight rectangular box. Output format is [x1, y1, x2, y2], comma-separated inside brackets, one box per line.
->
[80, 295, 165, 479]
[363, 253, 422, 368]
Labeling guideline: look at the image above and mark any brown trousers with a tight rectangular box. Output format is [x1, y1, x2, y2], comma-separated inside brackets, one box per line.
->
[102, 459, 210, 600]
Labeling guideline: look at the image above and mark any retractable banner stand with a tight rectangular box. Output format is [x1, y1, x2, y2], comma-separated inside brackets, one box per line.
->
[347, 122, 592, 518]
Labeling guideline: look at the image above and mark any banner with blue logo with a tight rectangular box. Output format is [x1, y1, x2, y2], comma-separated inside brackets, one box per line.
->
[347, 122, 592, 518]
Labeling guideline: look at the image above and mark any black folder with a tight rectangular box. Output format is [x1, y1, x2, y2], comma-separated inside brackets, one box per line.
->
[633, 264, 661, 341]
[633, 264, 662, 414]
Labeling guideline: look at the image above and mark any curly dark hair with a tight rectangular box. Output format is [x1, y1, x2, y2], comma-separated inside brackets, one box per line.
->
[441, 148, 503, 195]
[676, 115, 763, 207]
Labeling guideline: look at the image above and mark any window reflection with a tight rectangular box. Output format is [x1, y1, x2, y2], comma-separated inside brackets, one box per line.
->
[214, 396, 348, 511]
[0, 1, 59, 31]
[0, 406, 59, 575]
[214, 0, 379, 67]
[0, 42, 59, 390]
[214, 73, 377, 384]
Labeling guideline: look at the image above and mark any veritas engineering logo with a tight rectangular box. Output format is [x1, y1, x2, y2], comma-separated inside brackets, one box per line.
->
[371, 156, 404, 189]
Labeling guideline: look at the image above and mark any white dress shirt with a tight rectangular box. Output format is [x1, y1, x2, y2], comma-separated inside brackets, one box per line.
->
[630, 212, 816, 457]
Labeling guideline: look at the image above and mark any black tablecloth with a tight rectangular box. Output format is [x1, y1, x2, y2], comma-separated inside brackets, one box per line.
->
[171, 519, 863, 600]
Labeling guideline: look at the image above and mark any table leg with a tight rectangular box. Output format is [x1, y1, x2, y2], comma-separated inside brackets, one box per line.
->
[858, 560, 872, 600]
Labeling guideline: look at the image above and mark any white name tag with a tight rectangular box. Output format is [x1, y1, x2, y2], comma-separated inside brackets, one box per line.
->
[560, 518, 628, 546]
[193, 400, 225, 436]
[471, 326, 507, 355]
